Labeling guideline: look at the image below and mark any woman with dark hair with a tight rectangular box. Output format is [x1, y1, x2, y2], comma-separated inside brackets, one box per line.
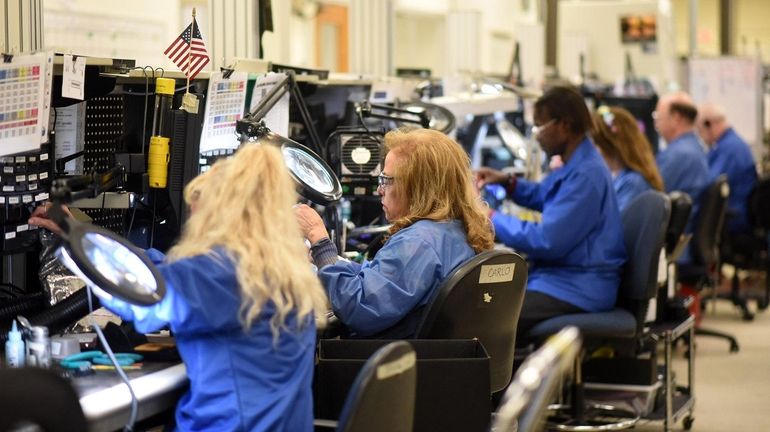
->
[295, 128, 495, 338]
[592, 105, 664, 211]
[476, 86, 627, 340]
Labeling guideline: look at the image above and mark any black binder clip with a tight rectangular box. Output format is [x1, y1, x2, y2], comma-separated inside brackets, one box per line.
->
[2, 53, 13, 63]
[221, 67, 235, 79]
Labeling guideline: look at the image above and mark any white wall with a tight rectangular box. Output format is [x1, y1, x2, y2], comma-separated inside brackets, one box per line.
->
[733, 0, 770, 60]
[672, 0, 719, 56]
[44, 0, 183, 68]
[394, 12, 447, 76]
[558, 0, 677, 91]
[392, 0, 527, 77]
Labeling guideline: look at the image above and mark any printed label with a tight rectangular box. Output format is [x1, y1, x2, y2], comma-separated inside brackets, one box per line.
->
[479, 263, 516, 284]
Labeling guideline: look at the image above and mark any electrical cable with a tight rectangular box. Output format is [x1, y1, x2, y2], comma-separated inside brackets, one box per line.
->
[149, 189, 157, 249]
[137, 66, 152, 154]
[127, 200, 138, 237]
[86, 287, 138, 432]
[356, 108, 384, 145]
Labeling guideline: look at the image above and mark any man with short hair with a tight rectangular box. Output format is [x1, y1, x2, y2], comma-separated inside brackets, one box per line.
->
[655, 91, 710, 264]
[696, 102, 758, 234]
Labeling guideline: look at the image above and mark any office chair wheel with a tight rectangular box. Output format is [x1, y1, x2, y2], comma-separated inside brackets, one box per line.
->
[545, 403, 639, 431]
[757, 297, 769, 311]
[741, 310, 755, 321]
[682, 415, 695, 430]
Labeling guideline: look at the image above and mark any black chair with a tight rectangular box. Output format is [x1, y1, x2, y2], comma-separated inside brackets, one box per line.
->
[316, 340, 417, 432]
[414, 249, 528, 394]
[719, 176, 770, 317]
[526, 190, 671, 430]
[491, 326, 582, 432]
[678, 175, 739, 352]
[0, 367, 88, 432]
[657, 191, 693, 322]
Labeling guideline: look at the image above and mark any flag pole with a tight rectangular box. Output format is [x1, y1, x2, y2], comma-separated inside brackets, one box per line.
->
[186, 7, 196, 95]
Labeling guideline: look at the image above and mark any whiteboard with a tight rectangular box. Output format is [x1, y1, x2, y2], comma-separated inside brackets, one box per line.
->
[688, 57, 763, 151]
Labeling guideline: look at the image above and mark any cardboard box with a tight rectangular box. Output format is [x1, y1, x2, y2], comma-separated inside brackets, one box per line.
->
[315, 339, 491, 432]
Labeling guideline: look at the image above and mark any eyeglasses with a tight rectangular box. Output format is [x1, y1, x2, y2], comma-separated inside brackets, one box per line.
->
[531, 119, 556, 137]
[377, 173, 395, 188]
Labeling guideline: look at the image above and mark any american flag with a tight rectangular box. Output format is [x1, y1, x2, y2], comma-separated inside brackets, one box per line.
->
[164, 19, 210, 80]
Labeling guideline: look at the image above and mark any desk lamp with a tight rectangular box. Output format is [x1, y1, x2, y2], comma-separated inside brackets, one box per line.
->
[49, 167, 166, 306]
[47, 166, 164, 432]
[393, 101, 456, 134]
[236, 70, 342, 205]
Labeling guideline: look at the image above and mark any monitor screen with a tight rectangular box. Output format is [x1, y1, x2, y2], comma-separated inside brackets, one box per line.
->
[620, 15, 657, 44]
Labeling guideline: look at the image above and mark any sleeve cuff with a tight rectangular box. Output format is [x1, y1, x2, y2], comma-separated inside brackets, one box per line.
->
[310, 238, 340, 268]
[506, 173, 517, 196]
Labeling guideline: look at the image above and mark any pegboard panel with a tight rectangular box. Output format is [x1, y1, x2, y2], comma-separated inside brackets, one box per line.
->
[82, 208, 126, 236]
[84, 95, 124, 173]
[81, 95, 126, 235]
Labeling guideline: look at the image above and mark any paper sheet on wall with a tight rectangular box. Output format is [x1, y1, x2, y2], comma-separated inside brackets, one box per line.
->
[250, 72, 290, 138]
[53, 102, 86, 174]
[62, 54, 86, 101]
[689, 57, 762, 146]
[199, 71, 248, 154]
[0, 51, 54, 156]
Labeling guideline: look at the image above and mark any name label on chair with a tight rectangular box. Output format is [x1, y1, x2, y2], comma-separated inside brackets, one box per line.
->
[376, 352, 417, 380]
[479, 263, 516, 284]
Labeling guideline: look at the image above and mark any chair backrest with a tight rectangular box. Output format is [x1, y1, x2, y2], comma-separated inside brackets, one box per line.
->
[414, 249, 528, 393]
[748, 176, 770, 230]
[337, 341, 417, 432]
[665, 191, 693, 259]
[0, 367, 88, 432]
[691, 175, 729, 267]
[618, 191, 671, 328]
[491, 326, 582, 432]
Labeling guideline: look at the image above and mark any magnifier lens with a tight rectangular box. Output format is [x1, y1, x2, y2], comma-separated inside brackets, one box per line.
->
[282, 146, 337, 194]
[80, 232, 159, 296]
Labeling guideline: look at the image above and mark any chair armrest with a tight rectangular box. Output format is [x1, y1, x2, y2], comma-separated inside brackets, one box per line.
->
[313, 419, 339, 430]
[667, 233, 692, 263]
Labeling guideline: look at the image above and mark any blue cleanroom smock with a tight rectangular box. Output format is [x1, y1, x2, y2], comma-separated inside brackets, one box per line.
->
[656, 131, 710, 263]
[98, 249, 317, 432]
[491, 137, 627, 312]
[613, 168, 653, 213]
[708, 127, 757, 233]
[317, 219, 475, 337]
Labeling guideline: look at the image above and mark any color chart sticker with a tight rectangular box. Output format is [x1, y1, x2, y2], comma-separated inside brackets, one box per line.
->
[200, 71, 248, 154]
[0, 52, 52, 155]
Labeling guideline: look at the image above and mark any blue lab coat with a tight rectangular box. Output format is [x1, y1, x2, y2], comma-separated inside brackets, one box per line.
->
[98, 249, 317, 432]
[708, 127, 757, 233]
[317, 219, 475, 337]
[491, 137, 627, 312]
[656, 131, 710, 263]
[613, 169, 653, 212]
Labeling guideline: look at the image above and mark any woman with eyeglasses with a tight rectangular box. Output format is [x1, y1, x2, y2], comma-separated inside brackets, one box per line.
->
[295, 127, 494, 338]
[592, 105, 664, 211]
[475, 86, 627, 342]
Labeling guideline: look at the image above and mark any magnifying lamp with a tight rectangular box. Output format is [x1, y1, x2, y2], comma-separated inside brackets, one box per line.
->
[49, 171, 166, 306]
[253, 128, 343, 204]
[236, 71, 342, 205]
[396, 101, 456, 134]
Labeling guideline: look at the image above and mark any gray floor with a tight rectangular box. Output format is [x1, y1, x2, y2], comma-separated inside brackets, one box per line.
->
[635, 290, 770, 431]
